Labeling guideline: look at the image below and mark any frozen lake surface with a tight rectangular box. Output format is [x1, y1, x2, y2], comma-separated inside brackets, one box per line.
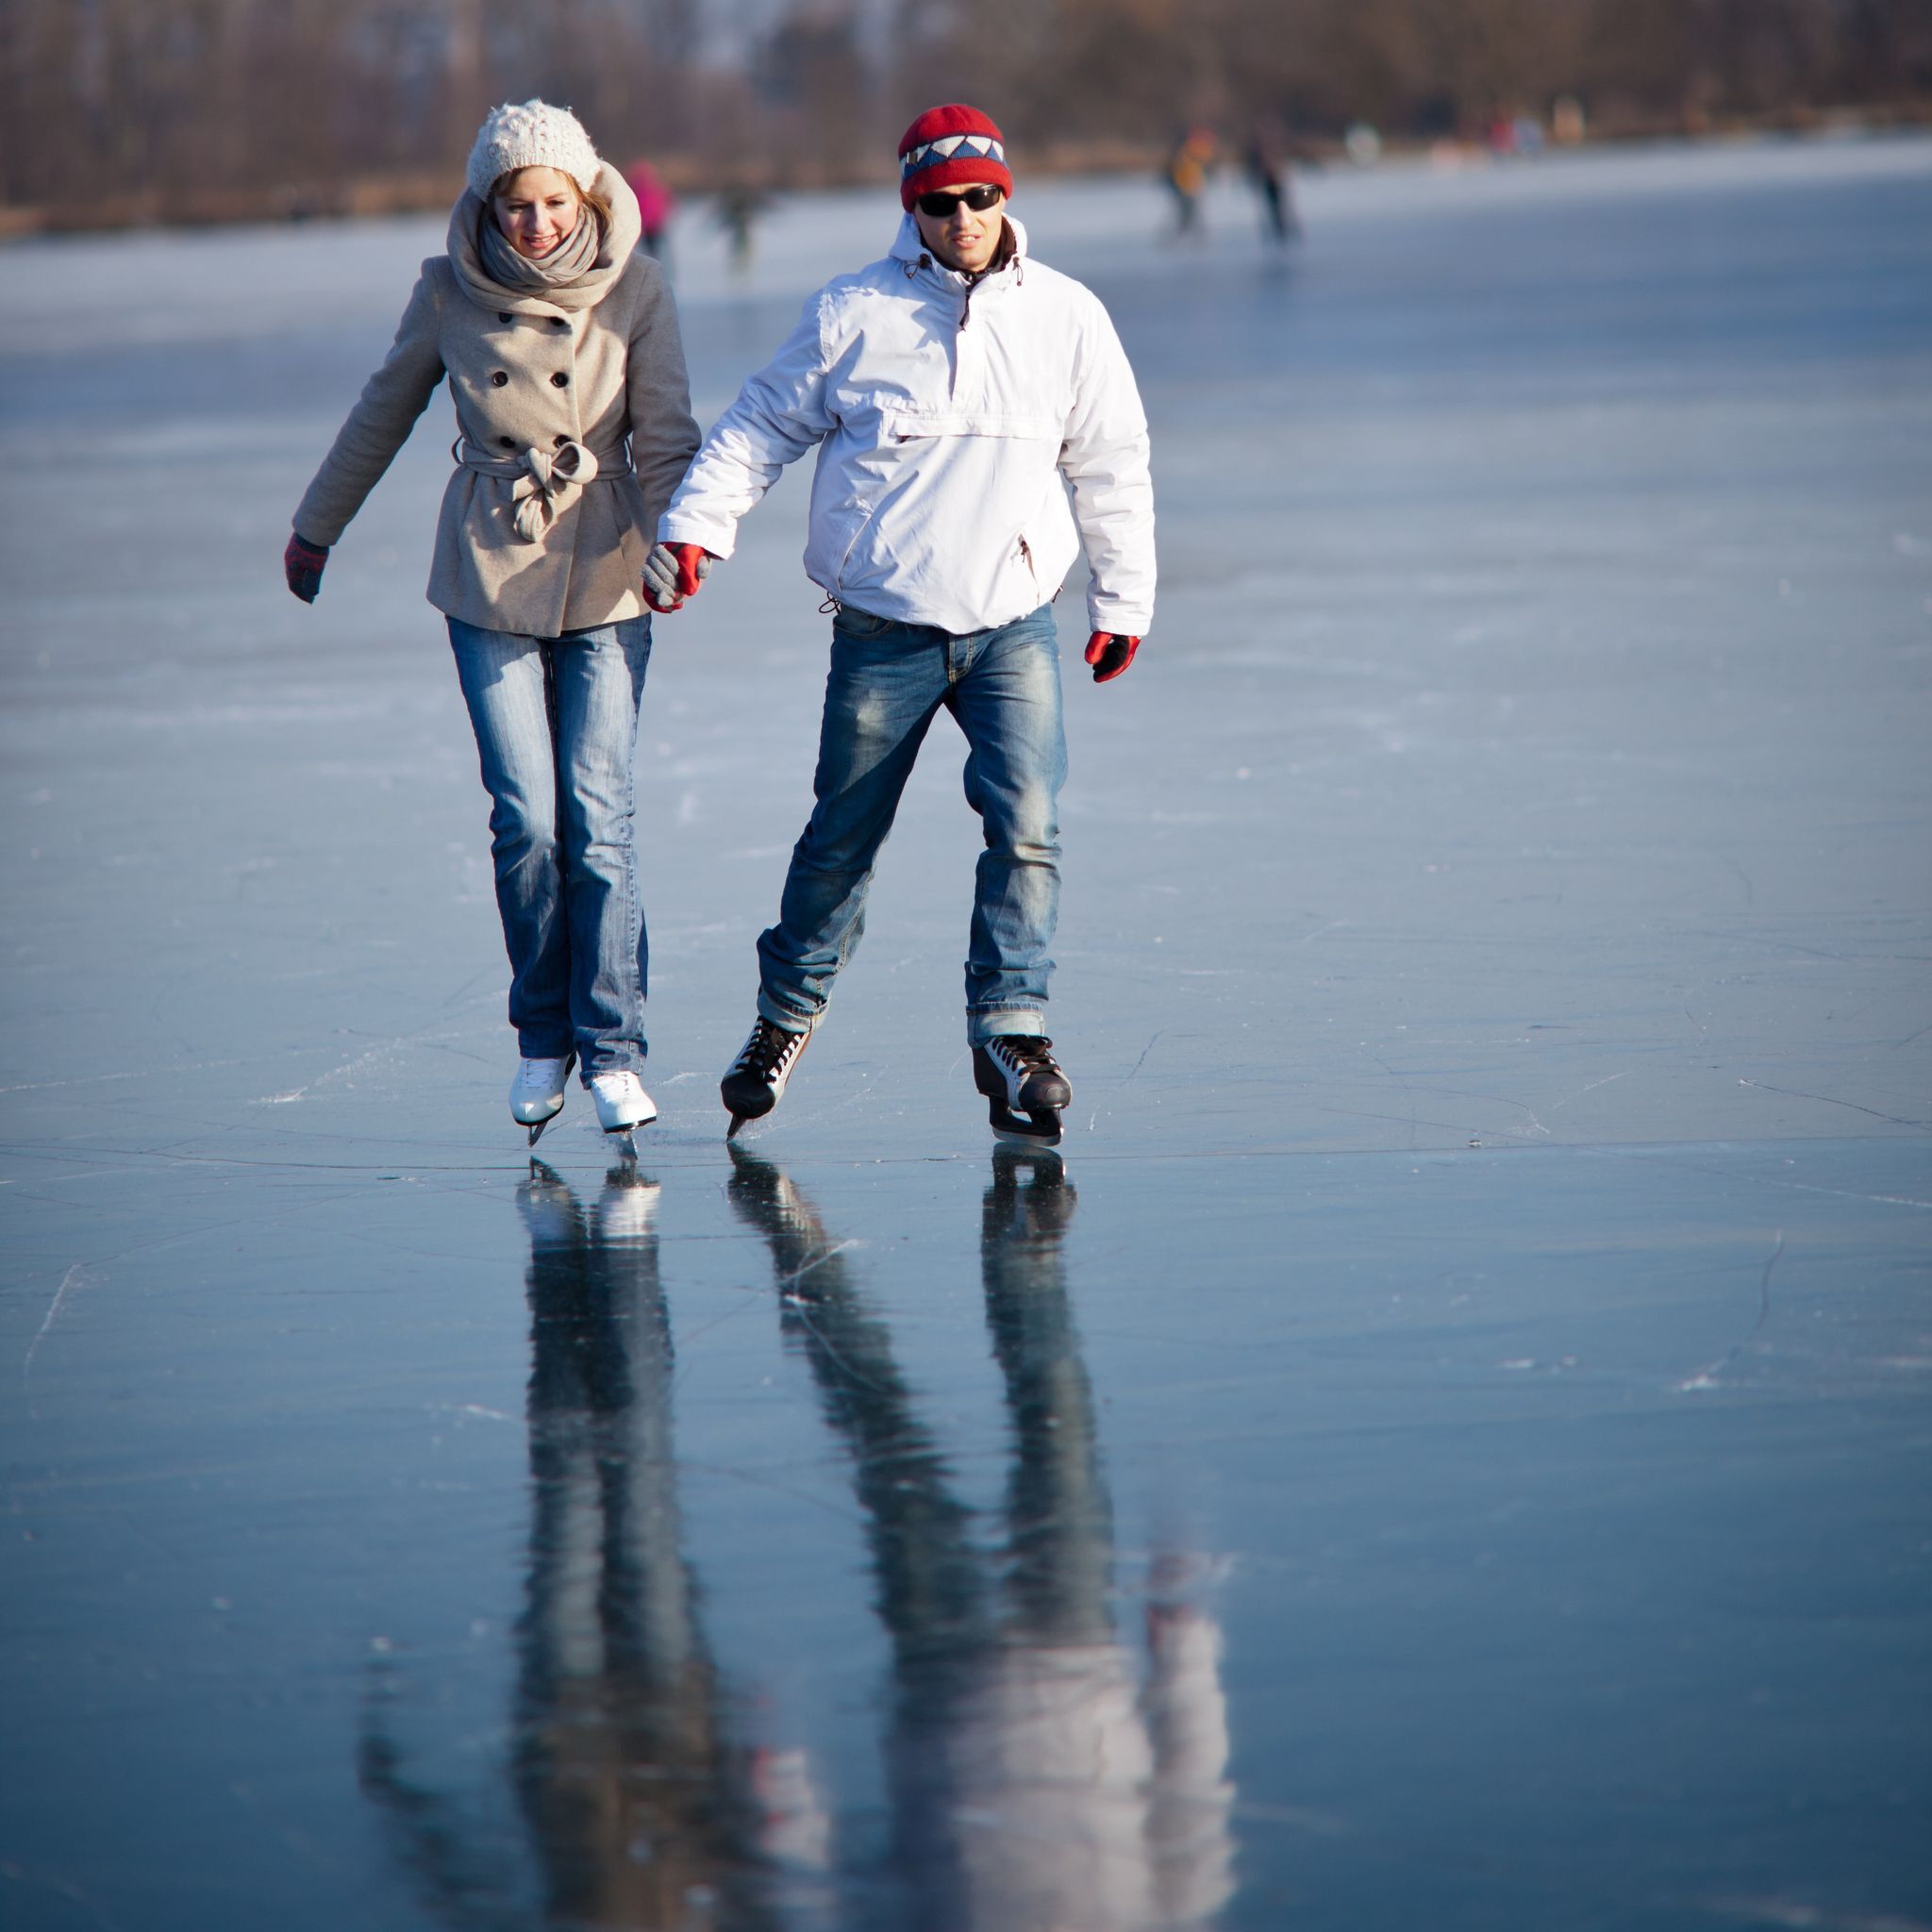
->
[3, 137, 1929, 1929]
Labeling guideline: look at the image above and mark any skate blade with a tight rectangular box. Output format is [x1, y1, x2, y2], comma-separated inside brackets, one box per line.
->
[992, 1141, 1067, 1175]
[724, 1097, 775, 1140]
[988, 1101, 1062, 1150]
[526, 1117, 552, 1148]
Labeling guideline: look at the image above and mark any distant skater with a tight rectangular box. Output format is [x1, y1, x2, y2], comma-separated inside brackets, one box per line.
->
[1163, 126, 1217, 239]
[643, 103, 1155, 1148]
[715, 178, 772, 275]
[625, 156, 676, 260]
[284, 101, 700, 1145]
[1245, 123, 1300, 242]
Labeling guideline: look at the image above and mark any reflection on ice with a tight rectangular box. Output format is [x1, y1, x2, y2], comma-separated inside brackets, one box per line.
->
[730, 1147, 1237, 1930]
[358, 1154, 1237, 1928]
[361, 1158, 774, 1929]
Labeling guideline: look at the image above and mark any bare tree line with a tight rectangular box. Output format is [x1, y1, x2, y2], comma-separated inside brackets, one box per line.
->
[3, 0, 1927, 223]
[905, 0, 1929, 143]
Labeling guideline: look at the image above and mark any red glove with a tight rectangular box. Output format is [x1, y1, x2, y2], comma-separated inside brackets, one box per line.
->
[1085, 631, 1141, 684]
[284, 531, 329, 604]
[643, 541, 715, 611]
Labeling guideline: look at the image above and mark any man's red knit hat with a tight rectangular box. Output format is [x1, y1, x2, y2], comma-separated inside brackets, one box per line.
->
[897, 104, 1012, 212]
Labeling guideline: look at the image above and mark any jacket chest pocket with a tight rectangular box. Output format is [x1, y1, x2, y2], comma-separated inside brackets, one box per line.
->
[879, 407, 1061, 445]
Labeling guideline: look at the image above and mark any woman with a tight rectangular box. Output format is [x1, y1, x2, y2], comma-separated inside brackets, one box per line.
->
[284, 101, 698, 1143]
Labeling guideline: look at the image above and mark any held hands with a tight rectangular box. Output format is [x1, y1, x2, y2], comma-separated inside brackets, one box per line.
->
[284, 531, 329, 604]
[643, 541, 715, 612]
[1085, 631, 1141, 684]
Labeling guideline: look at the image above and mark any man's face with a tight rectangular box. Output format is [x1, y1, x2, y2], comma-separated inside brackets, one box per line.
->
[913, 181, 1008, 274]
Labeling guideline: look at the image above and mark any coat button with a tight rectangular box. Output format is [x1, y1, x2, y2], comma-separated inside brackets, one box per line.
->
[550, 372, 569, 388]
[498, 311, 512, 324]
[491, 371, 508, 387]
[498, 436, 515, 449]
[553, 434, 569, 448]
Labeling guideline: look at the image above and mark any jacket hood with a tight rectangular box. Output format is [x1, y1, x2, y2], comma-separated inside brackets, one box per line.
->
[448, 160, 642, 314]
[889, 210, 1029, 276]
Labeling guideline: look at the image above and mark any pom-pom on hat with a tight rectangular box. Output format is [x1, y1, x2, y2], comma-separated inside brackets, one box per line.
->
[467, 100, 601, 201]
[898, 104, 1012, 212]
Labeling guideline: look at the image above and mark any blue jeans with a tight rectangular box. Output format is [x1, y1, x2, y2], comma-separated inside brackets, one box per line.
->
[448, 615, 652, 1077]
[758, 603, 1067, 1045]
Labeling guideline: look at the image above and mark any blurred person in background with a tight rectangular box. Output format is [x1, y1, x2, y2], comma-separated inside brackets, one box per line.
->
[1163, 125, 1218, 238]
[283, 101, 699, 1145]
[641, 104, 1155, 1150]
[715, 175, 773, 276]
[1244, 119, 1300, 243]
[624, 155, 676, 258]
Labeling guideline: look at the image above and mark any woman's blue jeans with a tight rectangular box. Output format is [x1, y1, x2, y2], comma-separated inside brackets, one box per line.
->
[448, 615, 651, 1078]
[757, 602, 1066, 1044]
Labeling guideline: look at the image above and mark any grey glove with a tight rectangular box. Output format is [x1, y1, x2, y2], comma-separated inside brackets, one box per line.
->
[643, 541, 713, 611]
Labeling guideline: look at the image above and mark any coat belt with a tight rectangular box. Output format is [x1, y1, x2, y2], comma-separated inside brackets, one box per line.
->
[454, 438, 628, 542]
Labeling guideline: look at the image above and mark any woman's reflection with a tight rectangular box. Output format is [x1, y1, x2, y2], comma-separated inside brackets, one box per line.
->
[359, 1158, 774, 1930]
[728, 1145, 1237, 1930]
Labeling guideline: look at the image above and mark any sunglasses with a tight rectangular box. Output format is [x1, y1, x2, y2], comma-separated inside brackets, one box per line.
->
[915, 184, 1005, 217]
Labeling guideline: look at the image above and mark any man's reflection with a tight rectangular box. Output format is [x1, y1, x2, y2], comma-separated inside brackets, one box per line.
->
[359, 1158, 774, 1930]
[729, 1145, 1237, 1930]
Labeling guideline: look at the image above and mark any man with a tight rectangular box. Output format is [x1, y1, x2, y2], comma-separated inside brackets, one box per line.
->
[645, 104, 1154, 1146]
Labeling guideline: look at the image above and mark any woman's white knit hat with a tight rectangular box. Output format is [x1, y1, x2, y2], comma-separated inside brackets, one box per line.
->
[466, 100, 601, 200]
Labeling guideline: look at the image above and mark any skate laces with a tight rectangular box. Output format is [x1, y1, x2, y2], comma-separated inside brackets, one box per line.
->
[738, 1021, 805, 1080]
[995, 1035, 1058, 1073]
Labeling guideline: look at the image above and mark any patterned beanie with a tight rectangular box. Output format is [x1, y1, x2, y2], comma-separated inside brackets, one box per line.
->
[898, 104, 1012, 212]
[467, 100, 601, 201]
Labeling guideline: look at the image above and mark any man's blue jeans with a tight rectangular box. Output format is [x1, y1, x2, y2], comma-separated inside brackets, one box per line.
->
[758, 602, 1067, 1045]
[448, 615, 652, 1078]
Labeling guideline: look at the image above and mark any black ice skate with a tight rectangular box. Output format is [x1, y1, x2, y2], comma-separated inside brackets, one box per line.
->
[973, 1036, 1071, 1149]
[720, 1016, 815, 1139]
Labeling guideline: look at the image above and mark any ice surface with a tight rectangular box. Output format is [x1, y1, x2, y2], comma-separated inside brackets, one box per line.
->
[2, 137, 1929, 1930]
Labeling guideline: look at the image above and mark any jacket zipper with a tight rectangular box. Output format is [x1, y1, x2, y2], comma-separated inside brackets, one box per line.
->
[913, 249, 977, 335]
[955, 223, 1018, 328]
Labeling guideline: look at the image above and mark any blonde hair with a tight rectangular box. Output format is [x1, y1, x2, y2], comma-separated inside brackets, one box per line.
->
[490, 167, 610, 242]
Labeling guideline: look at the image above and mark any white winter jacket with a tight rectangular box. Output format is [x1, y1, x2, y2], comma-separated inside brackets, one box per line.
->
[659, 215, 1155, 639]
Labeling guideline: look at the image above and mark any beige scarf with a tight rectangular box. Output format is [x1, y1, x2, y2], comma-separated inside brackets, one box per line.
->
[446, 163, 643, 317]
[476, 203, 603, 291]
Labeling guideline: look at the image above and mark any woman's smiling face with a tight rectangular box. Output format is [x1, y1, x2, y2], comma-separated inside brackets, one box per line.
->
[492, 167, 582, 258]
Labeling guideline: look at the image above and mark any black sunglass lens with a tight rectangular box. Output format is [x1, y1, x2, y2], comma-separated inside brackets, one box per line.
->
[919, 186, 1002, 216]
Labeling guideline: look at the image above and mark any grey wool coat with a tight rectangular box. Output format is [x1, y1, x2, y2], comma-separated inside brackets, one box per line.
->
[294, 165, 699, 637]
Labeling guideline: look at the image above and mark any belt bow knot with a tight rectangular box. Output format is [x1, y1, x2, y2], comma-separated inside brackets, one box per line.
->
[508, 439, 599, 541]
[455, 436, 610, 541]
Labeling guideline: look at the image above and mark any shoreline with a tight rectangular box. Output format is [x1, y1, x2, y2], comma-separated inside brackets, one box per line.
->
[5, 103, 1928, 244]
